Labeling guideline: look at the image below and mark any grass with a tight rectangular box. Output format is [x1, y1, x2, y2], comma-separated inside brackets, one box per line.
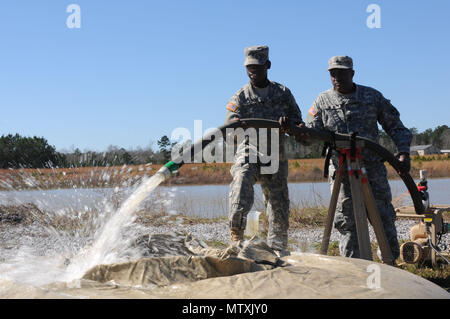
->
[411, 154, 450, 162]
[3, 156, 448, 190]
[258, 204, 329, 234]
[0, 165, 154, 190]
[289, 206, 329, 228]
[397, 263, 450, 290]
[0, 157, 449, 191]
[205, 239, 228, 249]
[396, 154, 450, 180]
[135, 210, 227, 227]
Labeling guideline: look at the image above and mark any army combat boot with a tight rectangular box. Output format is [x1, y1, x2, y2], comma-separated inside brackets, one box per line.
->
[230, 227, 244, 244]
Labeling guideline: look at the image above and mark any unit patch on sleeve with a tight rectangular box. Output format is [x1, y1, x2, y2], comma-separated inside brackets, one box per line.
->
[308, 105, 318, 117]
[226, 102, 238, 112]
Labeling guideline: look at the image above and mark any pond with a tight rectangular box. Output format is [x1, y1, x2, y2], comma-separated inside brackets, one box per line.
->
[1, 178, 448, 218]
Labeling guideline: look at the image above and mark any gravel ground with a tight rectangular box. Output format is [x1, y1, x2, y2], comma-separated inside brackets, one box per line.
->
[140, 218, 449, 254]
[1, 208, 448, 258]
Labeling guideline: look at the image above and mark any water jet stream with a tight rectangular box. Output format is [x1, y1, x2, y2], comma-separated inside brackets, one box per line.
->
[63, 168, 170, 281]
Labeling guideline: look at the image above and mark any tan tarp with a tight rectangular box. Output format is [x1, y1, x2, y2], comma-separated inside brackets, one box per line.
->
[0, 234, 448, 299]
[1, 254, 448, 299]
[82, 256, 270, 287]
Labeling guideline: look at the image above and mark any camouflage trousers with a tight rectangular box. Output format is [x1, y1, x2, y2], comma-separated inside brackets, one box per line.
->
[229, 160, 289, 251]
[328, 159, 400, 260]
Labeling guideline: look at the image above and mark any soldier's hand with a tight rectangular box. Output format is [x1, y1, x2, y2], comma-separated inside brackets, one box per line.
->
[232, 117, 249, 130]
[396, 152, 411, 176]
[295, 122, 312, 146]
[278, 116, 291, 135]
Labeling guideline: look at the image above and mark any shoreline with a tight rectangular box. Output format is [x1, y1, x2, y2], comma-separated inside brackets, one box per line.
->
[1, 176, 450, 192]
[1, 177, 449, 191]
[0, 157, 449, 190]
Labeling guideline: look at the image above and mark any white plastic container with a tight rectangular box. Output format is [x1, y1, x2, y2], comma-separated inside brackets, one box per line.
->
[244, 211, 262, 237]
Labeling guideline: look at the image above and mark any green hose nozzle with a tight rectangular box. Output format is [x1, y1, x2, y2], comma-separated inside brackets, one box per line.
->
[164, 161, 179, 174]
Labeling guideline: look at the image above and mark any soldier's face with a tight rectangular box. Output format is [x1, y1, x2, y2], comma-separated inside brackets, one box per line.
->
[329, 69, 354, 93]
[246, 64, 268, 87]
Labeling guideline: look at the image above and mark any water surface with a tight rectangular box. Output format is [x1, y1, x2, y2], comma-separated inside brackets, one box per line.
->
[1, 178, 448, 218]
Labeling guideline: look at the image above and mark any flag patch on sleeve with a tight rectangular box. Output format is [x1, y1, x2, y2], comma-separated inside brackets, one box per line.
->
[308, 106, 318, 117]
[226, 102, 238, 112]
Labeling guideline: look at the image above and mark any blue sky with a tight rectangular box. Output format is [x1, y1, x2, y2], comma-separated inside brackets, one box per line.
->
[0, 0, 449, 152]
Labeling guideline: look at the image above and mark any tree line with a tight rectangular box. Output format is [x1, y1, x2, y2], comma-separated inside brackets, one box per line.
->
[378, 125, 450, 154]
[0, 125, 448, 169]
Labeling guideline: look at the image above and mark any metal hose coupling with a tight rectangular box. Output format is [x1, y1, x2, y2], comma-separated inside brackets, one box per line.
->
[157, 161, 179, 180]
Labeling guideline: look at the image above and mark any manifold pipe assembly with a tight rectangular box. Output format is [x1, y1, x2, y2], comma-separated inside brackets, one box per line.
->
[157, 118, 424, 215]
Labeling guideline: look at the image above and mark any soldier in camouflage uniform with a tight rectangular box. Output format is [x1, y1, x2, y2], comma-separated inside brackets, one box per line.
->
[305, 56, 412, 260]
[225, 46, 303, 256]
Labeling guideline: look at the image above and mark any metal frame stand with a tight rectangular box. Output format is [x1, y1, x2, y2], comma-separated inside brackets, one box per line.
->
[320, 139, 395, 265]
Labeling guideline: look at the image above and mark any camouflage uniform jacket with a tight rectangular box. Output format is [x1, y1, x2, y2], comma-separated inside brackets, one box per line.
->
[225, 81, 302, 162]
[306, 84, 412, 161]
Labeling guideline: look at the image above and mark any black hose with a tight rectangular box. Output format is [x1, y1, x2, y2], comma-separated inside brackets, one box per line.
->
[288, 124, 425, 215]
[172, 118, 281, 167]
[171, 118, 424, 215]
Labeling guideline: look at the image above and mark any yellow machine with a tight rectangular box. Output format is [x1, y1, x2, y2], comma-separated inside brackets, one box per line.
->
[397, 171, 449, 267]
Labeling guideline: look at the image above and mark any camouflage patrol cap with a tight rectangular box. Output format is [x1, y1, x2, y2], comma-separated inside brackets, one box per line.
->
[244, 45, 269, 66]
[328, 56, 353, 70]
